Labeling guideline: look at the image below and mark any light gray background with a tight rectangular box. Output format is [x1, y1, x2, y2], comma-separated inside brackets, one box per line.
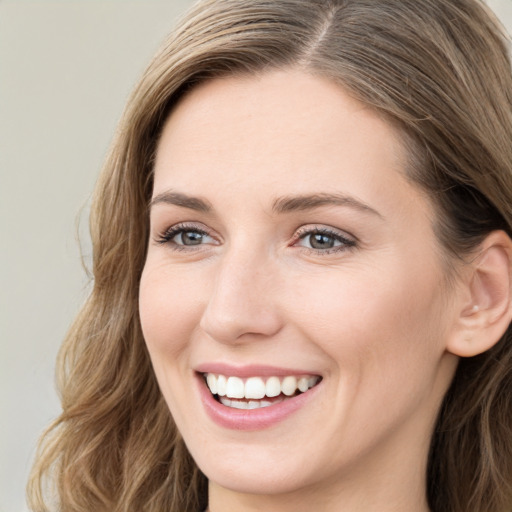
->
[1, 1, 511, 511]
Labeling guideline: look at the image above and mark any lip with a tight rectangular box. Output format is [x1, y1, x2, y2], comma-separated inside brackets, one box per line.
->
[195, 362, 320, 378]
[194, 366, 323, 431]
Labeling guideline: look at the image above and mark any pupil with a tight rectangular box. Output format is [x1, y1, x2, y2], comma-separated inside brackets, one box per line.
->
[310, 233, 334, 249]
[182, 231, 203, 245]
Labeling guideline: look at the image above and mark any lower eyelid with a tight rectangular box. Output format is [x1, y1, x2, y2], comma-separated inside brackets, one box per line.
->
[298, 241, 355, 252]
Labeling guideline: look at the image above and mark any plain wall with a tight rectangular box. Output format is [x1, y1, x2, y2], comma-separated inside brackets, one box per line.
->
[1, 1, 511, 511]
[0, 3, 195, 511]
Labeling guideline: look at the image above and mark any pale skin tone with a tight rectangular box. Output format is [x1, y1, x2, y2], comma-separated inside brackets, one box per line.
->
[139, 69, 512, 512]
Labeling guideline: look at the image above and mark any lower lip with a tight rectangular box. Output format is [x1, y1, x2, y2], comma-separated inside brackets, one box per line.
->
[196, 373, 322, 431]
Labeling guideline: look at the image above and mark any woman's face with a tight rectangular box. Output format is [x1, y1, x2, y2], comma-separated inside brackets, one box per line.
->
[140, 70, 460, 502]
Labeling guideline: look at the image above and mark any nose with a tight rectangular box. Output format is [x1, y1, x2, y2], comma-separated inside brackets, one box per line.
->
[199, 247, 283, 345]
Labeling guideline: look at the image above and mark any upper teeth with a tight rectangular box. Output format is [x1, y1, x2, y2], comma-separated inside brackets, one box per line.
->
[205, 373, 320, 399]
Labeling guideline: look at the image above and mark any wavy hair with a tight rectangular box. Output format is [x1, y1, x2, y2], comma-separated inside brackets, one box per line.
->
[28, 1, 512, 511]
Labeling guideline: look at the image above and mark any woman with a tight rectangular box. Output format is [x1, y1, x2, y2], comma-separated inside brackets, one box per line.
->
[28, 0, 512, 511]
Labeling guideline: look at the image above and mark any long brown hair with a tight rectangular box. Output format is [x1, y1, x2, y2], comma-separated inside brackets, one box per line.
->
[28, 1, 512, 511]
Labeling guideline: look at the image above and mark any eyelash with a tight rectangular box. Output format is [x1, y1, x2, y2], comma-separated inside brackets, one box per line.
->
[155, 223, 215, 251]
[154, 223, 357, 254]
[294, 226, 357, 255]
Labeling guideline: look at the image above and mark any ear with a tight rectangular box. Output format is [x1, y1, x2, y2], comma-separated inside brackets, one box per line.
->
[447, 230, 512, 358]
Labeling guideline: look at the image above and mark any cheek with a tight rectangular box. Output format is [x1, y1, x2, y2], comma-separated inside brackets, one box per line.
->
[139, 261, 206, 360]
[289, 256, 449, 380]
[287, 260, 451, 449]
[138, 260, 210, 431]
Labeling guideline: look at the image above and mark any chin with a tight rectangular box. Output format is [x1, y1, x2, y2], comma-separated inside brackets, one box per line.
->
[201, 457, 315, 496]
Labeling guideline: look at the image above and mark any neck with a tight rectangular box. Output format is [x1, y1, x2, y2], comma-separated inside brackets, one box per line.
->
[208, 484, 430, 512]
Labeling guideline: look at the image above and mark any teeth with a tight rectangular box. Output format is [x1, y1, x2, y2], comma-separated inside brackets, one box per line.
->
[205, 373, 320, 400]
[206, 373, 217, 394]
[245, 377, 266, 399]
[281, 376, 297, 396]
[219, 396, 285, 409]
[265, 376, 281, 398]
[226, 376, 244, 398]
[298, 377, 309, 392]
[217, 375, 227, 396]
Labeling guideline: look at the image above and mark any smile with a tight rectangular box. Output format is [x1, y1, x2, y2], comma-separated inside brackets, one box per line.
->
[204, 373, 321, 410]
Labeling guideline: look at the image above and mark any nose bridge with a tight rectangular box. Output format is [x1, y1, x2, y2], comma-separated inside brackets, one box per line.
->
[199, 243, 282, 343]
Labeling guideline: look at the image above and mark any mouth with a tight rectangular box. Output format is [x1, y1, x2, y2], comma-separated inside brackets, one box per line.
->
[202, 373, 322, 410]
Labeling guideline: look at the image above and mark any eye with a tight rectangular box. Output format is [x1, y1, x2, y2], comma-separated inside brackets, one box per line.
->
[295, 226, 356, 253]
[173, 230, 213, 246]
[155, 223, 217, 249]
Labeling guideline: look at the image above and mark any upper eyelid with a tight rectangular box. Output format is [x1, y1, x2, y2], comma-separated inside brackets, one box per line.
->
[153, 221, 357, 245]
[158, 221, 213, 235]
[294, 224, 357, 241]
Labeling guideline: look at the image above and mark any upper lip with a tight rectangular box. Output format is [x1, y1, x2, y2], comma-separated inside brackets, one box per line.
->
[194, 362, 322, 378]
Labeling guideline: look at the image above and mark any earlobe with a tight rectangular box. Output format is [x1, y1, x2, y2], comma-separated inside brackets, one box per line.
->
[447, 231, 512, 358]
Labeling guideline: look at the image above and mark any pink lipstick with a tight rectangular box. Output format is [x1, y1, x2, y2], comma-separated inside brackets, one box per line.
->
[195, 365, 322, 431]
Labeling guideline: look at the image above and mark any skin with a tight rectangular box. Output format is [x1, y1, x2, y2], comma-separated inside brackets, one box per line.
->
[139, 69, 465, 512]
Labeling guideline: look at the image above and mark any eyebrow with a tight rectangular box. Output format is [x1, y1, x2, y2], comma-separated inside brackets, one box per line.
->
[272, 192, 383, 218]
[149, 190, 382, 218]
[149, 191, 212, 212]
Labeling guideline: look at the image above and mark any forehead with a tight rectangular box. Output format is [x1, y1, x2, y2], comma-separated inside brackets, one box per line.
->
[152, 69, 415, 212]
